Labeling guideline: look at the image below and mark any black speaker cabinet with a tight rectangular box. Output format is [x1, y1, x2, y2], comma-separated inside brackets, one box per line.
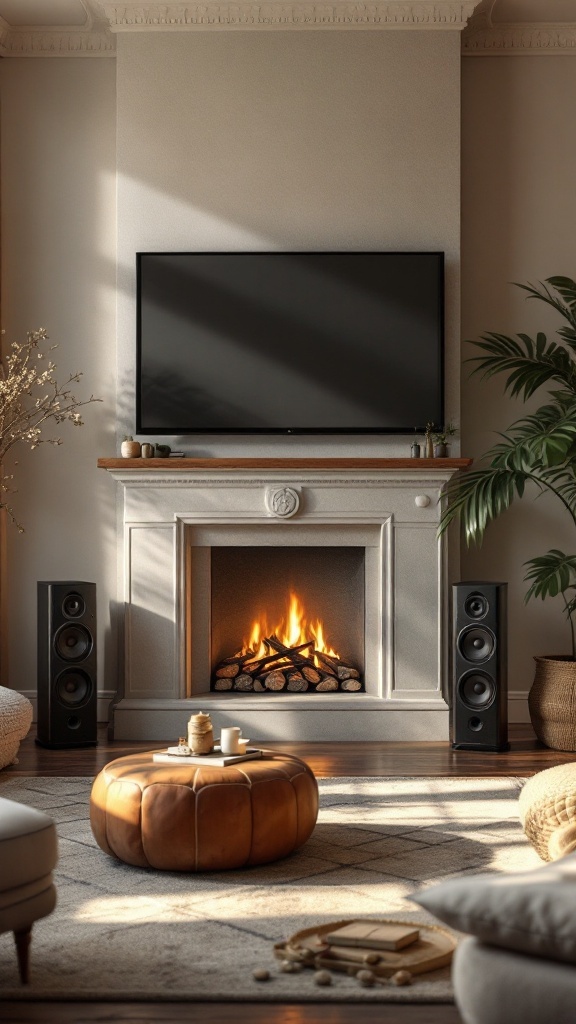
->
[37, 581, 97, 749]
[452, 581, 509, 751]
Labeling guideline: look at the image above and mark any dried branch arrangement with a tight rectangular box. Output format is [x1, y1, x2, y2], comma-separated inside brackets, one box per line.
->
[212, 634, 363, 693]
[0, 328, 101, 530]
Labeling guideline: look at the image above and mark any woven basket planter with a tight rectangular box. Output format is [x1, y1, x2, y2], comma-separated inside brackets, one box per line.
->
[529, 656, 576, 752]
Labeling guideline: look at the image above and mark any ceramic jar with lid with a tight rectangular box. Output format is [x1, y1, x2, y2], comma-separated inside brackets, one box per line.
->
[121, 436, 141, 458]
[187, 712, 214, 755]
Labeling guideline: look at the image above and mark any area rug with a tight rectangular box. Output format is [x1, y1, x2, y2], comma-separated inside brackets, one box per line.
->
[0, 776, 539, 1002]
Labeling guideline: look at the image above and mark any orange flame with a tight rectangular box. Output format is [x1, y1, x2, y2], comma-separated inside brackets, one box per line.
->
[241, 592, 339, 666]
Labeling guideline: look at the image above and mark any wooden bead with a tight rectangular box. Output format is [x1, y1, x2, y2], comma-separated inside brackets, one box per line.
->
[252, 968, 270, 981]
[391, 970, 412, 986]
[356, 969, 376, 987]
[314, 970, 332, 986]
[279, 960, 299, 973]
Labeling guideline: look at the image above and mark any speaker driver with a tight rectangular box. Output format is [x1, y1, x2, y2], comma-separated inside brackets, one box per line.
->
[458, 672, 496, 711]
[54, 623, 92, 662]
[62, 593, 86, 619]
[464, 592, 489, 620]
[458, 626, 495, 663]
[55, 669, 92, 708]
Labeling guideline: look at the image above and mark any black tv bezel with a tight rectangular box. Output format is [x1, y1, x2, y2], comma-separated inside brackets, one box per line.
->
[136, 250, 445, 436]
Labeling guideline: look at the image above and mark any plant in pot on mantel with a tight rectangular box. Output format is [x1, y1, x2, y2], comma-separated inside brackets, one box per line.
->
[440, 276, 576, 752]
[432, 422, 458, 459]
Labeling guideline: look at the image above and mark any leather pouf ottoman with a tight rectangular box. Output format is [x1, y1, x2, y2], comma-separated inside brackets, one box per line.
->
[519, 762, 576, 861]
[90, 750, 318, 871]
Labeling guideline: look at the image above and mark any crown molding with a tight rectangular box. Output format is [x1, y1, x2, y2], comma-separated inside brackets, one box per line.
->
[0, 0, 115, 56]
[462, 13, 576, 54]
[101, 1, 478, 31]
[6, 0, 573, 49]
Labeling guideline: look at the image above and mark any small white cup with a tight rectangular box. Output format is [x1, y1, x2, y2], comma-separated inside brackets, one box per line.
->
[220, 726, 249, 755]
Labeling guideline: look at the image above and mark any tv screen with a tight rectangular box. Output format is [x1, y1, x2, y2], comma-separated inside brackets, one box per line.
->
[136, 251, 444, 434]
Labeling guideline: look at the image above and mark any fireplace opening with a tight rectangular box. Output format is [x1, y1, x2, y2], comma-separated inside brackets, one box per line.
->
[209, 546, 365, 694]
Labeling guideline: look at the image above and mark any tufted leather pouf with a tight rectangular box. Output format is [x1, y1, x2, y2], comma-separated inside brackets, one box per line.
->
[519, 762, 576, 862]
[90, 750, 318, 871]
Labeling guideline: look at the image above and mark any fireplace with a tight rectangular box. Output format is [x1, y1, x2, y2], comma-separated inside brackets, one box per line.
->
[100, 458, 466, 742]
[209, 546, 365, 694]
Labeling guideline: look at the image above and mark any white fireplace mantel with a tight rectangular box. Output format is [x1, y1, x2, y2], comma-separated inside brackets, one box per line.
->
[100, 457, 470, 742]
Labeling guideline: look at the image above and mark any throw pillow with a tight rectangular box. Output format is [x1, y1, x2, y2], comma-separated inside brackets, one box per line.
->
[412, 851, 576, 964]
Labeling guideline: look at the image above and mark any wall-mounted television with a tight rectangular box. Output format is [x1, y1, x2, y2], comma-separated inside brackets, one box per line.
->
[136, 251, 444, 435]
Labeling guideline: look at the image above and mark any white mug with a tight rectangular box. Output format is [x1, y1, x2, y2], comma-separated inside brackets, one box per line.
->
[220, 726, 249, 755]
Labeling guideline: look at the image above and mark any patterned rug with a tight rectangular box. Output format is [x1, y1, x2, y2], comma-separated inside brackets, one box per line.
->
[0, 775, 539, 1002]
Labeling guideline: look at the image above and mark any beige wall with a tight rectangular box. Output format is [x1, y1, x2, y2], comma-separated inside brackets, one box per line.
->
[461, 56, 576, 714]
[0, 58, 117, 706]
[1, 28, 462, 710]
[116, 30, 461, 456]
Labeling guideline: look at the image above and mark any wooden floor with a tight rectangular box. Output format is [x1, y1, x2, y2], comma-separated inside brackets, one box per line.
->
[3, 722, 574, 779]
[1, 724, 568, 1024]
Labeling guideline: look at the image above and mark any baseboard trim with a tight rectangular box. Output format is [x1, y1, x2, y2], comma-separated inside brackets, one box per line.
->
[15, 688, 531, 726]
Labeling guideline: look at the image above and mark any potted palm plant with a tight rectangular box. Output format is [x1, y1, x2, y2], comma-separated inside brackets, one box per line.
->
[440, 276, 576, 751]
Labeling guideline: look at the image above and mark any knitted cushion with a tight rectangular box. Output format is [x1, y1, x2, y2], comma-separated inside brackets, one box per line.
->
[519, 763, 576, 861]
[0, 687, 33, 770]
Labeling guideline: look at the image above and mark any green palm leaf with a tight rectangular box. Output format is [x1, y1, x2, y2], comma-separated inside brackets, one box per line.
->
[516, 278, 576, 334]
[524, 550, 576, 602]
[440, 465, 528, 544]
[467, 332, 576, 399]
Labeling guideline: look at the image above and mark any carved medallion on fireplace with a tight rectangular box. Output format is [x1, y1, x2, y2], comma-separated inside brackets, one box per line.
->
[266, 486, 300, 518]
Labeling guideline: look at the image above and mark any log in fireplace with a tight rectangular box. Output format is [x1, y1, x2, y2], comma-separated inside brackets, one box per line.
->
[212, 637, 362, 694]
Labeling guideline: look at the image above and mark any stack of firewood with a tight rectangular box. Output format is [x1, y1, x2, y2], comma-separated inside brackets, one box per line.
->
[211, 635, 362, 693]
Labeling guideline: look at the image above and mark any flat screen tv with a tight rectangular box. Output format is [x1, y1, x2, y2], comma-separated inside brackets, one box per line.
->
[136, 251, 444, 434]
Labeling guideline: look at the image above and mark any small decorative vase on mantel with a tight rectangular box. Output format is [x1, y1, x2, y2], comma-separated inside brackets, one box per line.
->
[528, 655, 576, 751]
[433, 443, 448, 458]
[121, 436, 141, 459]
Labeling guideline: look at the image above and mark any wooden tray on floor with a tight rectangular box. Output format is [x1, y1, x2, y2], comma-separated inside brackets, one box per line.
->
[274, 918, 456, 978]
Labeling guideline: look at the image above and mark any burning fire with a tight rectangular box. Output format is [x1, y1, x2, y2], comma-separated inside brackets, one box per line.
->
[240, 592, 339, 667]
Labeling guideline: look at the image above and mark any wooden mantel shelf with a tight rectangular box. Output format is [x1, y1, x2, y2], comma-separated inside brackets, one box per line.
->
[98, 457, 472, 471]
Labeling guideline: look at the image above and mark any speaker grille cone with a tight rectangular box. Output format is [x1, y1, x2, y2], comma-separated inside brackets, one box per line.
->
[458, 672, 496, 711]
[55, 670, 92, 708]
[458, 625, 495, 663]
[62, 593, 86, 618]
[464, 592, 488, 619]
[54, 623, 92, 662]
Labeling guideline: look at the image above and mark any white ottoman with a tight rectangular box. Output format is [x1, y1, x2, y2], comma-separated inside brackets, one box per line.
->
[0, 687, 33, 770]
[0, 796, 58, 982]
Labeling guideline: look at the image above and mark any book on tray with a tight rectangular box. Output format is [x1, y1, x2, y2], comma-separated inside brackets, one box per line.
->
[153, 747, 262, 767]
[325, 921, 420, 951]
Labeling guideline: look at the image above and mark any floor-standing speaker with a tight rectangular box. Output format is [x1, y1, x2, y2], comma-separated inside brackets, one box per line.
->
[37, 581, 97, 748]
[452, 581, 509, 751]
